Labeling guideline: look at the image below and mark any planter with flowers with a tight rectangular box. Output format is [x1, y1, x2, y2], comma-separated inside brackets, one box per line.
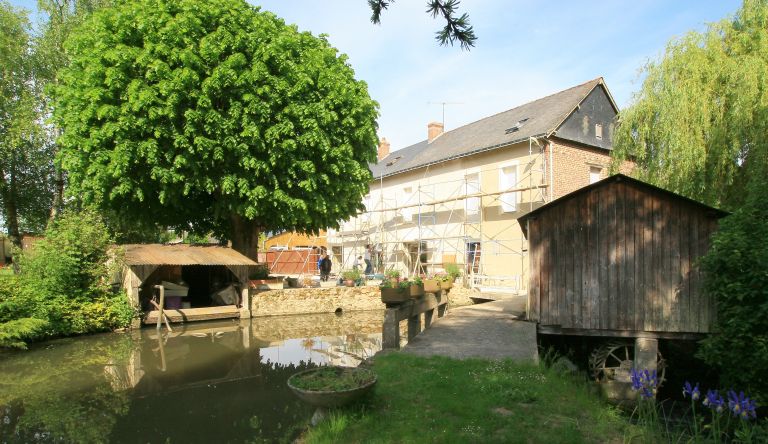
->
[379, 277, 410, 304]
[341, 269, 361, 287]
[422, 275, 441, 293]
[408, 276, 425, 298]
[435, 273, 453, 291]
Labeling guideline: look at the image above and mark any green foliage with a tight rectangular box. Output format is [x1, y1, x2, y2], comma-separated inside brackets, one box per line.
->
[444, 262, 461, 279]
[613, 0, 768, 209]
[249, 264, 270, 280]
[341, 269, 361, 281]
[54, 0, 379, 254]
[305, 353, 628, 443]
[0, 318, 48, 349]
[369, 0, 477, 50]
[288, 366, 375, 391]
[697, 174, 768, 402]
[0, 209, 134, 347]
[0, 1, 55, 239]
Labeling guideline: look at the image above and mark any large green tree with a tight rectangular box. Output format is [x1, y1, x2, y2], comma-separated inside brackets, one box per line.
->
[0, 1, 55, 247]
[54, 0, 379, 259]
[612, 0, 768, 209]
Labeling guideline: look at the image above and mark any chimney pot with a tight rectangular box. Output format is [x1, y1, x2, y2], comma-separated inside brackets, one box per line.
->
[377, 137, 390, 161]
[428, 121, 444, 143]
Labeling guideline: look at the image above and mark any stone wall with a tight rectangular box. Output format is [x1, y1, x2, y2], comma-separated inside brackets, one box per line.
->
[250, 285, 475, 317]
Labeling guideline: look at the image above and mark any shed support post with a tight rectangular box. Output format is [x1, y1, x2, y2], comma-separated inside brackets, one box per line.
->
[239, 286, 251, 319]
[382, 308, 400, 349]
[634, 338, 658, 373]
[424, 309, 434, 328]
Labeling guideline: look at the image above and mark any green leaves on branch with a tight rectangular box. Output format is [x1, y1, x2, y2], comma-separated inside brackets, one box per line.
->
[368, 0, 477, 50]
[55, 0, 379, 250]
[612, 0, 768, 210]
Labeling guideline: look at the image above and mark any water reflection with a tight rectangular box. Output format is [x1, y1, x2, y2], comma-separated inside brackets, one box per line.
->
[0, 311, 384, 443]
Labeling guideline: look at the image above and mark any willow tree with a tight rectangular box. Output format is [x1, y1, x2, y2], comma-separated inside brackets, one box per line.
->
[54, 0, 379, 259]
[612, 0, 768, 209]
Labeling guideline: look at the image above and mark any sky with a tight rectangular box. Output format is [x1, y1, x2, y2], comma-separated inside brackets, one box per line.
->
[10, 0, 743, 151]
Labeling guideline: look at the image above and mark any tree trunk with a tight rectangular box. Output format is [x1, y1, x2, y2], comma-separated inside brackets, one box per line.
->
[48, 166, 64, 223]
[229, 214, 261, 261]
[0, 167, 22, 249]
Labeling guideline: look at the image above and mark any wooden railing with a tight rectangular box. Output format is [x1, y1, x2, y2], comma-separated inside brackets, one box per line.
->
[382, 291, 448, 349]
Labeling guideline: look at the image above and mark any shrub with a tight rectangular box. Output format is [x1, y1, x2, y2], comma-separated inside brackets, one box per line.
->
[697, 176, 768, 402]
[445, 263, 462, 279]
[1, 210, 135, 346]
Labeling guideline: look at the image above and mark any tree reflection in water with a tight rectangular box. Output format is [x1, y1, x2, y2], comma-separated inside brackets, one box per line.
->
[0, 312, 383, 443]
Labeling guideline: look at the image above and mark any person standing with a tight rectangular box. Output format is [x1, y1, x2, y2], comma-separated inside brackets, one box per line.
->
[320, 253, 332, 282]
[364, 244, 372, 276]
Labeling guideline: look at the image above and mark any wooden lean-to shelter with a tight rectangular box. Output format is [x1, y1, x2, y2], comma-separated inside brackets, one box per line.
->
[120, 244, 256, 325]
[518, 174, 728, 340]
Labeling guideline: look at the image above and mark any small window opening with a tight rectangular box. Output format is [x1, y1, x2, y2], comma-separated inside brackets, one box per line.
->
[595, 123, 603, 140]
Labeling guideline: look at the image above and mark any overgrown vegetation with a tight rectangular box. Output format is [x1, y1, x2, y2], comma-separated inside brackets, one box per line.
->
[304, 353, 629, 443]
[289, 367, 375, 392]
[0, 210, 134, 348]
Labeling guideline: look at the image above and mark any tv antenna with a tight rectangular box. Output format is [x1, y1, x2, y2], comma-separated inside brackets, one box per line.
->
[427, 101, 464, 127]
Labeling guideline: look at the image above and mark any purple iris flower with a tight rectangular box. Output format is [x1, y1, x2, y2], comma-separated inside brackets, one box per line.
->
[703, 389, 725, 413]
[682, 381, 700, 401]
[727, 390, 757, 420]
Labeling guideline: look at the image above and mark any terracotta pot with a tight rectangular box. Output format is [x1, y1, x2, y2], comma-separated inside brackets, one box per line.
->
[409, 284, 425, 298]
[380, 287, 409, 304]
[423, 279, 441, 293]
[344, 279, 355, 287]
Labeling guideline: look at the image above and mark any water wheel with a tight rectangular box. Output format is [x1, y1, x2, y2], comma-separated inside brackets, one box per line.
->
[588, 340, 666, 385]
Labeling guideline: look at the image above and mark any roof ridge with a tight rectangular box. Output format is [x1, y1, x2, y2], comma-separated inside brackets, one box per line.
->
[412, 77, 603, 146]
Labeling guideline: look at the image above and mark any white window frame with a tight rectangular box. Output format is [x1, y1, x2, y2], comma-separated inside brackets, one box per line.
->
[589, 166, 602, 184]
[498, 162, 518, 213]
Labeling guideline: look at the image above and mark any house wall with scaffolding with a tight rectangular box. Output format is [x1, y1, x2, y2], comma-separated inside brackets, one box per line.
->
[327, 137, 549, 294]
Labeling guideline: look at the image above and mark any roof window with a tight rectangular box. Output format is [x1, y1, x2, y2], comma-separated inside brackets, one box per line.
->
[505, 118, 529, 134]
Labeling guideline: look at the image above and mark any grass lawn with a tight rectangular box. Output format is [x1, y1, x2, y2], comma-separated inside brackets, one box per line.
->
[304, 353, 631, 443]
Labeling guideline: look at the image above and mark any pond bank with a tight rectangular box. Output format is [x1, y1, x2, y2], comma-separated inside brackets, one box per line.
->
[249, 286, 475, 317]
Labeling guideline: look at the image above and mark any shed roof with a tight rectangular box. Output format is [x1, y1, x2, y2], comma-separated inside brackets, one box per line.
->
[123, 244, 257, 266]
[370, 77, 614, 179]
[517, 174, 729, 235]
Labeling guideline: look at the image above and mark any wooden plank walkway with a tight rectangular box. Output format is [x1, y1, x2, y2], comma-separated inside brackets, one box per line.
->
[143, 305, 240, 324]
[402, 297, 538, 362]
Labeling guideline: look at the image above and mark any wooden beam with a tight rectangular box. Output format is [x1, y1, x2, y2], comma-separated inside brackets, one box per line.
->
[143, 306, 240, 324]
[537, 325, 706, 341]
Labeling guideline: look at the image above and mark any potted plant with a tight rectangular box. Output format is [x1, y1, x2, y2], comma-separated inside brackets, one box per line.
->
[384, 269, 400, 286]
[287, 366, 377, 408]
[409, 276, 425, 298]
[422, 274, 441, 293]
[379, 278, 410, 304]
[445, 263, 462, 286]
[341, 269, 360, 287]
[436, 272, 453, 291]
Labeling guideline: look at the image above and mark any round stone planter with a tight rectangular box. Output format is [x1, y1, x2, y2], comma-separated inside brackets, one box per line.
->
[380, 287, 409, 304]
[287, 366, 377, 408]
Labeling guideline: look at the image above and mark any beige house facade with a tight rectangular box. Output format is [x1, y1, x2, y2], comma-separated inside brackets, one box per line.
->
[328, 78, 632, 293]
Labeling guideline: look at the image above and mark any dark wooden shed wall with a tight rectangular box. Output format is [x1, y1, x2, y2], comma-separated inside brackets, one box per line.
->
[526, 180, 719, 334]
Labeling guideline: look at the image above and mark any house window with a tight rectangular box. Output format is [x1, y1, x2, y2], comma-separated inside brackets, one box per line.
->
[595, 123, 603, 140]
[465, 173, 480, 215]
[589, 166, 602, 184]
[401, 187, 414, 221]
[499, 164, 518, 213]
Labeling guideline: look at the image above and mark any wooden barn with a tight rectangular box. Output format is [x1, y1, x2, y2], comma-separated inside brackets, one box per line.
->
[518, 174, 728, 379]
[119, 244, 256, 326]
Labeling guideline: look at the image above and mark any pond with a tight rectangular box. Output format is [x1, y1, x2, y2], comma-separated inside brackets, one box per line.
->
[0, 310, 389, 443]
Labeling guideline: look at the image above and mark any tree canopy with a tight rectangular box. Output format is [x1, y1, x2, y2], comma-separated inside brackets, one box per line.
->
[0, 1, 55, 245]
[54, 0, 379, 258]
[612, 0, 768, 209]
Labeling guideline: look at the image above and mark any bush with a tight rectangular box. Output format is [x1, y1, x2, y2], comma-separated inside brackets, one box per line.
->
[697, 177, 768, 402]
[0, 210, 135, 348]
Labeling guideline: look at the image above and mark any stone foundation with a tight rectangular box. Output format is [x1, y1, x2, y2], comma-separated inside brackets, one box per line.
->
[250, 285, 476, 317]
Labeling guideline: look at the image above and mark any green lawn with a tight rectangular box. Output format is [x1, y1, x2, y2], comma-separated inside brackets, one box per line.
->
[304, 353, 630, 443]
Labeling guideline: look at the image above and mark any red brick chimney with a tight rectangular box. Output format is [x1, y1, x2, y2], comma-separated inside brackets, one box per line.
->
[428, 122, 444, 143]
[377, 137, 390, 161]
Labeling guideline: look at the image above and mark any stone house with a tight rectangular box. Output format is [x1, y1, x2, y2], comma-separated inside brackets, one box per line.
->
[327, 77, 633, 293]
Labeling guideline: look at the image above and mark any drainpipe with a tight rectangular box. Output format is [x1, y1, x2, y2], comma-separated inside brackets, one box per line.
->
[548, 140, 554, 201]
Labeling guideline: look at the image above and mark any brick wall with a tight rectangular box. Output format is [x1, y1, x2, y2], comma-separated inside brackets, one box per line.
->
[546, 139, 634, 200]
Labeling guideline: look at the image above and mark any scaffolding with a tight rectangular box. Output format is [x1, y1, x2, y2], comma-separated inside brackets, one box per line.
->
[328, 137, 550, 294]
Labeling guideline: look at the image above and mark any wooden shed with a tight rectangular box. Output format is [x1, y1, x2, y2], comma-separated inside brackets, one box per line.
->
[120, 244, 256, 325]
[518, 174, 728, 340]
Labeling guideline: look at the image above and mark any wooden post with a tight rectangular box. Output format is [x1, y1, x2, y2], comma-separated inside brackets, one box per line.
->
[634, 338, 658, 373]
[155, 285, 165, 331]
[382, 309, 400, 349]
[407, 314, 421, 341]
[424, 309, 434, 328]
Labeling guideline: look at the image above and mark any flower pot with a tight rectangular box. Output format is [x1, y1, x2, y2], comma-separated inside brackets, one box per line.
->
[344, 279, 355, 287]
[287, 366, 377, 408]
[423, 279, 441, 293]
[380, 287, 409, 304]
[441, 277, 454, 290]
[409, 284, 425, 298]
